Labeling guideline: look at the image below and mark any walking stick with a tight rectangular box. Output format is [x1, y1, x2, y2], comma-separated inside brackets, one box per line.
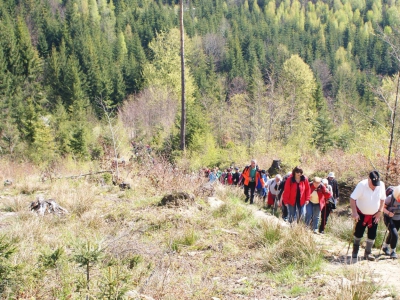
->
[346, 219, 357, 257]
[272, 194, 276, 216]
[378, 216, 391, 256]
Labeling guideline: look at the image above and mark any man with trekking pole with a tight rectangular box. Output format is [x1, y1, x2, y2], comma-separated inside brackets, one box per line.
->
[350, 171, 386, 261]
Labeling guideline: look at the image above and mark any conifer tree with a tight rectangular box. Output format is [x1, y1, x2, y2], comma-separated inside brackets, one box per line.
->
[312, 82, 335, 152]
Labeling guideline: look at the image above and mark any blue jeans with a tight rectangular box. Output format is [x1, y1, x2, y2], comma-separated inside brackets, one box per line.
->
[287, 203, 305, 223]
[305, 202, 321, 230]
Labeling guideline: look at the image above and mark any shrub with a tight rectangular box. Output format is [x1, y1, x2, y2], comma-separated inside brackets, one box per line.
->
[260, 222, 284, 245]
[335, 268, 379, 300]
[102, 173, 113, 185]
[263, 225, 323, 273]
[96, 266, 131, 299]
[0, 236, 19, 295]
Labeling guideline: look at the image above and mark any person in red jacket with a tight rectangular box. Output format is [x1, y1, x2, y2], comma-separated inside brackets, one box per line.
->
[226, 169, 233, 185]
[242, 159, 264, 204]
[282, 166, 311, 223]
[305, 177, 332, 233]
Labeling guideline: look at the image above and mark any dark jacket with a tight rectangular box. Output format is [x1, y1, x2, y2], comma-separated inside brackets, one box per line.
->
[232, 172, 240, 185]
[327, 178, 339, 199]
[277, 175, 289, 200]
[282, 175, 311, 206]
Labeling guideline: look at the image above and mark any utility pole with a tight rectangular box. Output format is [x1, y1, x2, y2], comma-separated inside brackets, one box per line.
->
[179, 0, 186, 151]
[387, 71, 400, 180]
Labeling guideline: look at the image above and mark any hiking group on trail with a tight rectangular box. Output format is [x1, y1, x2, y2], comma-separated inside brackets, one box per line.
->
[204, 161, 339, 233]
[203, 160, 400, 260]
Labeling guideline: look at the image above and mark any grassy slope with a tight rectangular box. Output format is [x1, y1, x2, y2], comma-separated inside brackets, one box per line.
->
[0, 164, 398, 299]
[0, 156, 398, 299]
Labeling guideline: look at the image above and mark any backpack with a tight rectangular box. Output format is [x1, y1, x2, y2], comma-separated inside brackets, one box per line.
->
[256, 173, 263, 190]
[386, 194, 400, 215]
[386, 186, 394, 197]
[238, 166, 250, 185]
[227, 173, 233, 184]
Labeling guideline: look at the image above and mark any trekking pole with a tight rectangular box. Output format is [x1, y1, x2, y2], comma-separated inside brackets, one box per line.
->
[346, 219, 357, 257]
[272, 195, 276, 216]
[378, 216, 391, 256]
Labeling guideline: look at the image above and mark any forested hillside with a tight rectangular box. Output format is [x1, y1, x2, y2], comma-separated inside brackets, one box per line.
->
[1, 0, 400, 168]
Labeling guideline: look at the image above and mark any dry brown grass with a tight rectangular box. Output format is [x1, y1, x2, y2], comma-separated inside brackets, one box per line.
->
[335, 266, 380, 300]
[0, 158, 396, 299]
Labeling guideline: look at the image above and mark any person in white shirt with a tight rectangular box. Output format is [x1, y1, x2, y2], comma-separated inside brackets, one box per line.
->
[266, 174, 282, 208]
[350, 171, 386, 261]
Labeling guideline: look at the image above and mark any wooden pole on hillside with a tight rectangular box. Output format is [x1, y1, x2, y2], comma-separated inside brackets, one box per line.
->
[387, 71, 400, 180]
[179, 0, 186, 151]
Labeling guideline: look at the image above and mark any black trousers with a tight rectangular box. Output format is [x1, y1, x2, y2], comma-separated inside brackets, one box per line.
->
[281, 203, 288, 220]
[354, 211, 378, 240]
[244, 181, 256, 204]
[384, 216, 400, 249]
[319, 206, 332, 232]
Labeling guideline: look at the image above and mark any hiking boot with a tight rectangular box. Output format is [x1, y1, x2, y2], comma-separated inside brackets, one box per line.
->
[245, 197, 249, 203]
[364, 251, 375, 261]
[382, 247, 391, 256]
[352, 244, 359, 259]
[319, 231, 325, 234]
[313, 229, 319, 234]
[390, 251, 397, 259]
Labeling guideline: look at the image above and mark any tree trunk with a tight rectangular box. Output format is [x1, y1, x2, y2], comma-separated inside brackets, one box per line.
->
[179, 0, 186, 151]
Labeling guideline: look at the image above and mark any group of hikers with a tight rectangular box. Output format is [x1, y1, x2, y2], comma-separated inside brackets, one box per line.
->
[205, 159, 400, 260]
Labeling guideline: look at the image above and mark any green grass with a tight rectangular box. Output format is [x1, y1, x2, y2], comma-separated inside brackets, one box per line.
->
[169, 229, 199, 252]
[229, 205, 252, 225]
[374, 221, 388, 248]
[326, 214, 354, 241]
[212, 203, 230, 218]
[261, 222, 283, 244]
[267, 264, 298, 284]
[289, 285, 310, 297]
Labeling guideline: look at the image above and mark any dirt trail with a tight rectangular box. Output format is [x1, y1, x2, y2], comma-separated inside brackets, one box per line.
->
[314, 232, 400, 298]
[248, 205, 400, 298]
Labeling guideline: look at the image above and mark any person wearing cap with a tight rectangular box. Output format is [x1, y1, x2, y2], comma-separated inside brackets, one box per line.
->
[282, 166, 311, 223]
[382, 185, 400, 259]
[327, 172, 339, 201]
[266, 174, 282, 209]
[319, 178, 334, 233]
[232, 167, 241, 186]
[305, 177, 332, 233]
[350, 171, 386, 261]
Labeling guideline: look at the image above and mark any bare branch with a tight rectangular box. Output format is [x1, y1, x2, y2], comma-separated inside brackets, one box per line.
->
[339, 99, 390, 134]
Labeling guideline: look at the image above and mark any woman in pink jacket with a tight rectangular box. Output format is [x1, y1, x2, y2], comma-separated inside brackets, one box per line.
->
[282, 166, 311, 223]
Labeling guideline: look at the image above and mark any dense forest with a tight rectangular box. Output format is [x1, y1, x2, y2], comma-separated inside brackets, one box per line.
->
[1, 0, 400, 168]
